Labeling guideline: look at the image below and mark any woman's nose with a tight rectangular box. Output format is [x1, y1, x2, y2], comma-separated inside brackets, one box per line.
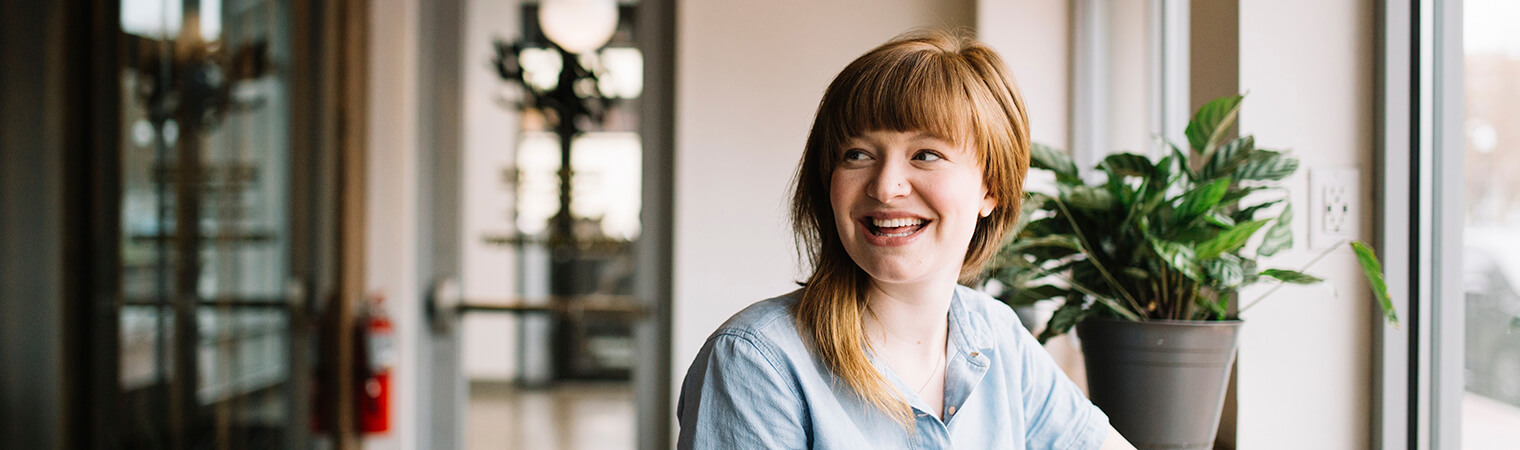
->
[867, 162, 910, 202]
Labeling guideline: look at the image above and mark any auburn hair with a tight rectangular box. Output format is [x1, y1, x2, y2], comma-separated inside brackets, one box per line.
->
[788, 30, 1031, 426]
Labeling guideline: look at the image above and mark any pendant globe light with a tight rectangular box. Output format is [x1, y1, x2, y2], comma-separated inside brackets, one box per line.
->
[538, 0, 619, 54]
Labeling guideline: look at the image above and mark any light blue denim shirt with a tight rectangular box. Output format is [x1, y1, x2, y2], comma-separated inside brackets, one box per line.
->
[677, 285, 1109, 449]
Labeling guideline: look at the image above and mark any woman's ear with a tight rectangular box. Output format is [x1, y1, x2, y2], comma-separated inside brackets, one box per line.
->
[979, 192, 996, 218]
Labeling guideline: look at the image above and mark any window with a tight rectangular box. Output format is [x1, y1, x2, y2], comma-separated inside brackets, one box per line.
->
[1379, 0, 1520, 447]
[1457, 0, 1520, 445]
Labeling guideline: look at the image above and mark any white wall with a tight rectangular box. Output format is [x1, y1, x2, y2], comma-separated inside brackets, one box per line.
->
[1236, 0, 1377, 447]
[978, 0, 1072, 151]
[1106, 0, 1153, 155]
[458, 0, 523, 382]
[670, 0, 975, 401]
[366, 0, 420, 448]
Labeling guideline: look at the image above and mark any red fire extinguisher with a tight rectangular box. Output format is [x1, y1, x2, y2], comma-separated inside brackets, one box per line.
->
[357, 293, 395, 434]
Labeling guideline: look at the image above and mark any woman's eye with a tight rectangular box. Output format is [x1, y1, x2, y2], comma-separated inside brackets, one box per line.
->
[913, 150, 944, 161]
[842, 149, 869, 161]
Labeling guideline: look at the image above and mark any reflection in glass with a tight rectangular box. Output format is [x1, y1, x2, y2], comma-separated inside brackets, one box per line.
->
[1462, 0, 1520, 446]
[116, 0, 302, 447]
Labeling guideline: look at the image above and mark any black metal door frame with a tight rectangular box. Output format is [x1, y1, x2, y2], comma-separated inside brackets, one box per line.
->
[34, 0, 341, 448]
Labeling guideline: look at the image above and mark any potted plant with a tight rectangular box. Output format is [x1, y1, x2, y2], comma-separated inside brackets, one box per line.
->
[982, 95, 1397, 449]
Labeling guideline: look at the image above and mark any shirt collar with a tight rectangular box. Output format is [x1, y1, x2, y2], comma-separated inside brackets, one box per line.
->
[948, 286, 996, 362]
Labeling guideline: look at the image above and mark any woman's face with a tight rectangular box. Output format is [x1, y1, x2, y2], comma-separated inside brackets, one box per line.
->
[830, 129, 995, 288]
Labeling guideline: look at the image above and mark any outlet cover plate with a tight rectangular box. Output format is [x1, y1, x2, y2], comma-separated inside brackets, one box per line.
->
[1308, 168, 1360, 250]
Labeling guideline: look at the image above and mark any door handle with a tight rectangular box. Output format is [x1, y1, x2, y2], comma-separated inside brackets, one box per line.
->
[427, 277, 462, 333]
[288, 277, 307, 311]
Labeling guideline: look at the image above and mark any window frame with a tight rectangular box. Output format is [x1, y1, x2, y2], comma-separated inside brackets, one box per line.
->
[1375, 0, 1465, 448]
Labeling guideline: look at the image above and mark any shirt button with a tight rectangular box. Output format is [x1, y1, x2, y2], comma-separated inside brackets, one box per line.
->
[947, 406, 957, 415]
[970, 352, 980, 358]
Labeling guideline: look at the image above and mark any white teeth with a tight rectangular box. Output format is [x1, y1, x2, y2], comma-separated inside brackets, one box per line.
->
[872, 217, 925, 228]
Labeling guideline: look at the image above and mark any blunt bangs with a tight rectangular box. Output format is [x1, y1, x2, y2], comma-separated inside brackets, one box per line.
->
[818, 46, 982, 157]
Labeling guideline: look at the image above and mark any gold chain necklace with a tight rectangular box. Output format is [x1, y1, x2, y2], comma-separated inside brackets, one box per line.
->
[914, 343, 946, 395]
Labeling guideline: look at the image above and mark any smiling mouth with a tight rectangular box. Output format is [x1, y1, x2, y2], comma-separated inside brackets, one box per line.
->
[866, 217, 929, 237]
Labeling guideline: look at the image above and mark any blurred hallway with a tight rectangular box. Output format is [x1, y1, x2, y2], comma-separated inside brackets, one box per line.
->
[465, 382, 634, 450]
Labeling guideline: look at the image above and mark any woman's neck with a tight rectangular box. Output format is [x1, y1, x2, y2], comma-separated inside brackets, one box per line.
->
[862, 278, 955, 345]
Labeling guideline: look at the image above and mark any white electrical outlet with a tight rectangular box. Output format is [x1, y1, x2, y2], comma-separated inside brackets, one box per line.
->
[1308, 168, 1360, 250]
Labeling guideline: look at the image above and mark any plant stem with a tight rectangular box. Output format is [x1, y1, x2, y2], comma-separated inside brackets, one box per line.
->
[1049, 196, 1148, 317]
[1173, 267, 1185, 319]
[1005, 256, 1143, 321]
[1157, 264, 1169, 319]
[1094, 297, 1144, 321]
[1240, 239, 1346, 313]
[1172, 269, 1182, 319]
[1177, 271, 1186, 319]
[1149, 278, 1161, 312]
[1187, 280, 1199, 319]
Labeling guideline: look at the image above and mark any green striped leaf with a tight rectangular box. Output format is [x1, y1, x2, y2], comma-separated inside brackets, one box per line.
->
[1175, 178, 1233, 223]
[1171, 224, 1221, 245]
[1258, 203, 1294, 257]
[1217, 186, 1271, 210]
[1031, 143, 1079, 184]
[1004, 235, 1082, 253]
[1231, 199, 1283, 223]
[1153, 152, 1179, 185]
[1199, 136, 1256, 181]
[1185, 95, 1244, 158]
[1205, 212, 1237, 229]
[1150, 238, 1202, 280]
[1261, 268, 1324, 284]
[1002, 284, 1069, 307]
[1021, 217, 1070, 237]
[1020, 245, 1082, 262]
[1196, 219, 1269, 260]
[1061, 185, 1116, 212]
[1100, 153, 1155, 179]
[1169, 141, 1196, 182]
[1205, 254, 1246, 289]
[1352, 241, 1399, 328]
[1234, 150, 1300, 181]
[1038, 298, 1092, 343]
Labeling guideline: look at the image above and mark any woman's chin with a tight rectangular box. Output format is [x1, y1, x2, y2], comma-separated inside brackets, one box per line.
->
[856, 263, 935, 286]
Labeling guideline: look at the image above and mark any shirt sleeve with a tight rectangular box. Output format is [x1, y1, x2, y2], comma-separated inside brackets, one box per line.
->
[1013, 322, 1110, 450]
[677, 331, 809, 449]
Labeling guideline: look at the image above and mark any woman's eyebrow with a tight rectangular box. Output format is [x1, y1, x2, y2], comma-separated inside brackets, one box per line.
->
[909, 132, 958, 145]
[844, 135, 877, 147]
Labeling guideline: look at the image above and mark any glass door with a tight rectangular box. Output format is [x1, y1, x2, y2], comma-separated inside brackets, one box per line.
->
[115, 0, 313, 447]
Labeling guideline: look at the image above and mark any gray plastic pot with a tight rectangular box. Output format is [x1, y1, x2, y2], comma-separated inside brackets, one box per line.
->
[1076, 317, 1242, 450]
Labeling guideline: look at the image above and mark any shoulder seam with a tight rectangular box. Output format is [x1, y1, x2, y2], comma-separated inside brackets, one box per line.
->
[707, 329, 807, 401]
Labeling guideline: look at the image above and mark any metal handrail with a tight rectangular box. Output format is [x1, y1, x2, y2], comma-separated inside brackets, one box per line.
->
[426, 278, 646, 333]
[456, 295, 644, 315]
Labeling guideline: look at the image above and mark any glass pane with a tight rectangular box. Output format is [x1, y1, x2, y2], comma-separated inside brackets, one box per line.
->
[117, 0, 298, 447]
[1462, 0, 1520, 446]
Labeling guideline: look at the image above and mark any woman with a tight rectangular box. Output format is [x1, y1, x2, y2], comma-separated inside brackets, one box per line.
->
[677, 31, 1134, 449]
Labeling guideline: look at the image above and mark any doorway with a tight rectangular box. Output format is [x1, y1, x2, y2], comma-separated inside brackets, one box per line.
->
[413, 1, 674, 448]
